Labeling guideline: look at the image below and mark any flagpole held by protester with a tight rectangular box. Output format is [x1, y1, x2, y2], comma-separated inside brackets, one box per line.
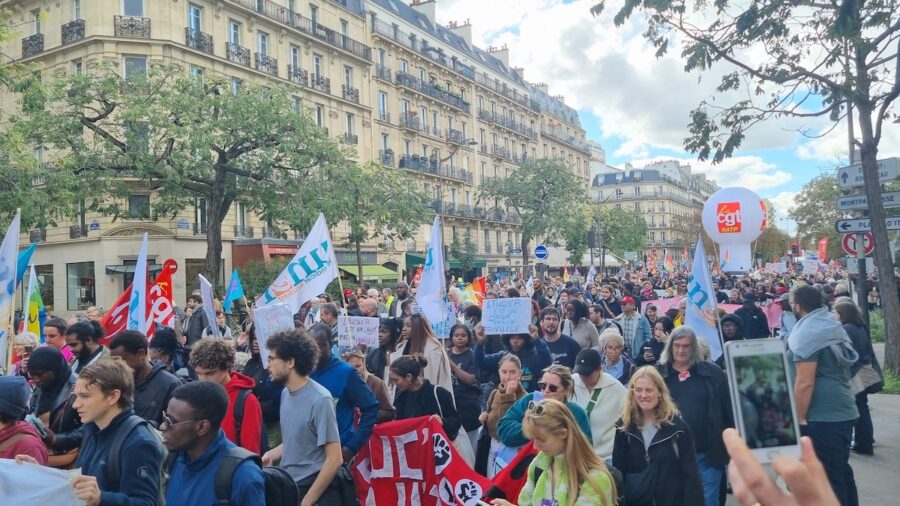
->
[685, 235, 725, 361]
[0, 209, 21, 372]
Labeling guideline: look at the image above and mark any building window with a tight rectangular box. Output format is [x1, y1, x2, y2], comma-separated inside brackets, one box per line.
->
[346, 113, 355, 136]
[72, 59, 83, 74]
[123, 55, 147, 80]
[128, 194, 150, 219]
[236, 202, 247, 229]
[35, 265, 54, 309]
[404, 140, 411, 155]
[72, 0, 82, 21]
[400, 59, 408, 73]
[228, 20, 241, 44]
[67, 262, 95, 311]
[310, 4, 319, 26]
[258, 31, 269, 56]
[400, 99, 409, 114]
[123, 0, 143, 17]
[190, 65, 204, 80]
[290, 45, 300, 68]
[341, 19, 349, 36]
[31, 9, 41, 35]
[344, 65, 353, 86]
[188, 4, 202, 31]
[420, 106, 428, 127]
[291, 96, 301, 111]
[315, 104, 324, 126]
[195, 197, 207, 229]
[312, 53, 322, 78]
[378, 91, 387, 117]
[418, 67, 426, 81]
[381, 133, 389, 151]
[230, 78, 241, 94]
[378, 49, 386, 66]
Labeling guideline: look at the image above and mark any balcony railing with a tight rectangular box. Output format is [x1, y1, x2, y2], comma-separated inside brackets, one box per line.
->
[262, 226, 287, 239]
[69, 224, 89, 239]
[478, 109, 537, 139]
[344, 133, 359, 145]
[193, 222, 208, 235]
[376, 110, 391, 123]
[447, 129, 467, 146]
[61, 19, 85, 45]
[395, 72, 470, 113]
[114, 15, 151, 38]
[186, 27, 213, 54]
[540, 125, 592, 153]
[398, 155, 473, 183]
[255, 53, 278, 76]
[22, 33, 44, 58]
[475, 73, 531, 108]
[311, 74, 330, 93]
[342, 84, 360, 103]
[29, 229, 46, 243]
[234, 225, 255, 238]
[375, 64, 392, 82]
[371, 20, 476, 83]
[491, 144, 511, 160]
[287, 65, 309, 86]
[380, 150, 395, 167]
[430, 125, 442, 138]
[399, 112, 423, 132]
[226, 42, 251, 66]
[225, 0, 371, 61]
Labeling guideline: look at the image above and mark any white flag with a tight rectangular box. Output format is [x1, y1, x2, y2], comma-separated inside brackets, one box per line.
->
[685, 237, 724, 360]
[127, 233, 149, 331]
[525, 276, 534, 297]
[0, 210, 20, 368]
[416, 216, 453, 337]
[198, 273, 220, 337]
[258, 213, 339, 314]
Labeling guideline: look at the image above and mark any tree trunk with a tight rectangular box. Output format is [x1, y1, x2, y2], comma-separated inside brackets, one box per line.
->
[355, 237, 364, 288]
[520, 237, 530, 279]
[204, 196, 224, 291]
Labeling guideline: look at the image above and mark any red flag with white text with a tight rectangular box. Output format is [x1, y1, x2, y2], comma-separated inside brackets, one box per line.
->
[100, 260, 178, 343]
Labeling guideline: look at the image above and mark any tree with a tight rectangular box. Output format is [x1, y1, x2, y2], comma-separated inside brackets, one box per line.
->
[592, 1, 900, 373]
[789, 175, 845, 259]
[753, 225, 792, 263]
[594, 207, 648, 258]
[6, 63, 351, 287]
[449, 234, 478, 277]
[332, 162, 431, 286]
[670, 208, 716, 254]
[238, 259, 289, 300]
[479, 158, 589, 267]
[561, 204, 593, 265]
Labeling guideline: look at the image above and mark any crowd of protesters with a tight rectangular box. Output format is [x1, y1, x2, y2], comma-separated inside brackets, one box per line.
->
[0, 263, 887, 506]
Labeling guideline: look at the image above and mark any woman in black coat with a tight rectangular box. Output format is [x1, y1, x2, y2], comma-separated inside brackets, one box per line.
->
[613, 366, 704, 506]
[389, 355, 460, 440]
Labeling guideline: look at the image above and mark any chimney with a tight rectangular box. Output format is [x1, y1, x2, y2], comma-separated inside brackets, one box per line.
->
[410, 0, 436, 25]
[447, 18, 472, 46]
[535, 82, 549, 93]
[512, 66, 525, 79]
[487, 44, 510, 66]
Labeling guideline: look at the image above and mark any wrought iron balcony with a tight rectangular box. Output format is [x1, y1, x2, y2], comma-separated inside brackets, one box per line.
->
[61, 19, 85, 45]
[342, 84, 360, 103]
[287, 65, 309, 86]
[114, 16, 151, 38]
[226, 42, 251, 66]
[395, 72, 470, 113]
[430, 126, 442, 138]
[380, 150, 395, 167]
[540, 125, 592, 154]
[375, 64, 392, 82]
[29, 229, 46, 243]
[255, 53, 278, 76]
[262, 226, 286, 239]
[344, 133, 359, 145]
[398, 155, 473, 183]
[186, 27, 213, 54]
[492, 145, 512, 161]
[234, 225, 255, 238]
[376, 110, 391, 123]
[22, 33, 44, 58]
[475, 73, 530, 109]
[193, 222, 208, 235]
[447, 129, 467, 146]
[477, 109, 537, 139]
[399, 112, 422, 132]
[70, 224, 89, 239]
[311, 74, 330, 93]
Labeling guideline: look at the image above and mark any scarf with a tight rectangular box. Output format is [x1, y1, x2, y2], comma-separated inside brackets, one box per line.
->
[788, 307, 858, 367]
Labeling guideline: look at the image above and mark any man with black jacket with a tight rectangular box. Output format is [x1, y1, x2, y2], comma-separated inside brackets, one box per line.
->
[734, 293, 771, 339]
[109, 330, 180, 426]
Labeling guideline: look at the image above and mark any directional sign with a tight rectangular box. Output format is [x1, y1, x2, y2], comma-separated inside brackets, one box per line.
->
[847, 257, 874, 275]
[835, 217, 900, 233]
[534, 244, 549, 260]
[841, 232, 874, 256]
[836, 191, 900, 211]
[836, 157, 900, 188]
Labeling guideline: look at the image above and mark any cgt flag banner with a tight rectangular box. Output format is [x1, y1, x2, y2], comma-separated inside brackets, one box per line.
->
[352, 416, 491, 506]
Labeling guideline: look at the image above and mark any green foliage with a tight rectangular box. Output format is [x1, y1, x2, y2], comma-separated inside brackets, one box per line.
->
[479, 158, 589, 264]
[594, 206, 648, 256]
[883, 370, 900, 395]
[449, 234, 478, 274]
[753, 225, 791, 262]
[237, 259, 289, 300]
[789, 175, 844, 258]
[870, 310, 884, 343]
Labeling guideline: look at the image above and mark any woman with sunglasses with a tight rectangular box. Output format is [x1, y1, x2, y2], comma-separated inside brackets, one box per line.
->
[612, 366, 703, 506]
[497, 365, 592, 450]
[490, 399, 616, 506]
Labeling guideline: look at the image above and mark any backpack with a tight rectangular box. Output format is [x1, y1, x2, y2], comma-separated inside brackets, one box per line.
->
[232, 388, 269, 453]
[108, 415, 167, 505]
[214, 447, 299, 506]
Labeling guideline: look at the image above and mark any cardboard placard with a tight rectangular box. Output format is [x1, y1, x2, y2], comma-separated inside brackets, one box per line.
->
[482, 297, 532, 335]
[338, 316, 380, 348]
[252, 302, 296, 367]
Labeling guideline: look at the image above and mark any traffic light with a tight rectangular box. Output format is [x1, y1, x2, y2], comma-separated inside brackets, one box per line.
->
[790, 243, 800, 256]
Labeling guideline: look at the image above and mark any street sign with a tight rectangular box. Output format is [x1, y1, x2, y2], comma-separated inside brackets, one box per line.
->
[836, 191, 900, 210]
[534, 244, 548, 260]
[841, 232, 874, 256]
[836, 157, 900, 188]
[847, 257, 874, 275]
[835, 217, 900, 233]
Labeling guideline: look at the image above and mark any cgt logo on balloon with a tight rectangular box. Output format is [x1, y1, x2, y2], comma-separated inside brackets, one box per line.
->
[716, 202, 742, 233]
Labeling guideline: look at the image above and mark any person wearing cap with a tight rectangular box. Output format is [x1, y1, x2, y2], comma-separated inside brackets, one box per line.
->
[777, 292, 797, 339]
[615, 296, 652, 357]
[149, 326, 195, 381]
[734, 293, 770, 339]
[571, 348, 627, 462]
[0, 376, 48, 463]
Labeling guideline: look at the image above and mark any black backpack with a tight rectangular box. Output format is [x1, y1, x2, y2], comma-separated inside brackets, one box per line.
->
[107, 415, 167, 505]
[214, 447, 299, 506]
[232, 388, 269, 453]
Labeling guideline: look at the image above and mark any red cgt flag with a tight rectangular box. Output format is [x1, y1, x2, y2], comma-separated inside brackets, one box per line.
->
[100, 259, 177, 344]
[817, 237, 829, 262]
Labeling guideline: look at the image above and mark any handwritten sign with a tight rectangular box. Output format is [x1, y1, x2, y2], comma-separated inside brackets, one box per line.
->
[482, 297, 532, 335]
[252, 302, 296, 367]
[338, 316, 380, 348]
[765, 262, 787, 274]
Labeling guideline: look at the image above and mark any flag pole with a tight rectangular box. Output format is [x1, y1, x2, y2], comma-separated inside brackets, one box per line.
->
[4, 210, 21, 373]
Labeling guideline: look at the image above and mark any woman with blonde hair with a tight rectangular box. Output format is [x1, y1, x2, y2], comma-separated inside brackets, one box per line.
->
[490, 398, 616, 506]
[612, 366, 703, 506]
[386, 313, 453, 398]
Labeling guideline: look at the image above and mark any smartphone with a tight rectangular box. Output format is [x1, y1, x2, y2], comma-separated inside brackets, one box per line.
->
[725, 339, 801, 462]
[24, 346, 34, 354]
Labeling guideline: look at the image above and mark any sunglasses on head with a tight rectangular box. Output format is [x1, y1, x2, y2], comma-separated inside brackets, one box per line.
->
[526, 400, 545, 415]
[537, 382, 560, 393]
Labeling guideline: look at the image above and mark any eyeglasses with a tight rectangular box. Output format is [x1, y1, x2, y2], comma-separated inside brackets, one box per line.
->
[526, 401, 545, 415]
[160, 412, 196, 430]
[537, 382, 560, 393]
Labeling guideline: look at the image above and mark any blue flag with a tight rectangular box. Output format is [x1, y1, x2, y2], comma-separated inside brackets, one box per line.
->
[16, 242, 37, 288]
[685, 237, 724, 361]
[223, 268, 245, 314]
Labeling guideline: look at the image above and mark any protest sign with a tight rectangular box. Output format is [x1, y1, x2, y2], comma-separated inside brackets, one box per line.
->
[481, 297, 532, 335]
[252, 302, 296, 367]
[338, 316, 380, 348]
[765, 262, 787, 274]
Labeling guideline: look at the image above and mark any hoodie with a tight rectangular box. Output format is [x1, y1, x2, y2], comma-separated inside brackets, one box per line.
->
[474, 335, 551, 392]
[133, 362, 180, 426]
[222, 372, 263, 455]
[310, 355, 379, 454]
[0, 421, 48, 464]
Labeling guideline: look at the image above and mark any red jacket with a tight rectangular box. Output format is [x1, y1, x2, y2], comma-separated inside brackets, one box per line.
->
[0, 421, 49, 464]
[222, 371, 263, 455]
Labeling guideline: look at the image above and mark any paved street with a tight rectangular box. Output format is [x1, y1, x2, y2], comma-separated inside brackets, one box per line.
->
[727, 343, 898, 504]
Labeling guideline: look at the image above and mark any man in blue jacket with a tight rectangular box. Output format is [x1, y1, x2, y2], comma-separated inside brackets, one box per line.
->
[308, 323, 379, 463]
[163, 381, 265, 505]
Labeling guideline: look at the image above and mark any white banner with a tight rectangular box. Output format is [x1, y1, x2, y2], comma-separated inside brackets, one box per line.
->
[482, 297, 532, 335]
[258, 213, 339, 314]
[253, 301, 296, 367]
[0, 460, 84, 504]
[685, 237, 724, 361]
[415, 216, 450, 337]
[0, 210, 20, 368]
[338, 316, 380, 348]
[127, 232, 149, 331]
[198, 273, 220, 337]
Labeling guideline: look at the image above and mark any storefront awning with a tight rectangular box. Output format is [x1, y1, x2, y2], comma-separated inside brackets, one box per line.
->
[405, 252, 487, 270]
[339, 265, 399, 281]
[105, 264, 164, 275]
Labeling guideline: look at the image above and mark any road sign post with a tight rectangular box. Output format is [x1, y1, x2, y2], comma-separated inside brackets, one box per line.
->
[835, 217, 900, 233]
[841, 232, 875, 256]
[836, 157, 900, 188]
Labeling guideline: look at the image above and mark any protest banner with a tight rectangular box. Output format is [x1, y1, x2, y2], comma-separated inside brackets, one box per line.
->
[481, 297, 532, 335]
[765, 262, 787, 274]
[198, 274, 220, 337]
[338, 316, 380, 348]
[352, 416, 491, 506]
[0, 460, 82, 503]
[252, 302, 296, 367]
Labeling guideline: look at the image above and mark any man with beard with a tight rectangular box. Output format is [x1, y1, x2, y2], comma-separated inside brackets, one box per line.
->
[538, 307, 581, 369]
[109, 330, 180, 426]
[388, 282, 412, 318]
[66, 320, 109, 373]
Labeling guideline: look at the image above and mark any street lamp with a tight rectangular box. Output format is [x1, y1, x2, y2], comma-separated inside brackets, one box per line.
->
[506, 240, 513, 279]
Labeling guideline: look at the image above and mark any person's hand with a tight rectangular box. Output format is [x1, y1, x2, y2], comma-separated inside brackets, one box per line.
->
[643, 349, 654, 362]
[474, 324, 487, 343]
[723, 428, 839, 506]
[505, 380, 519, 393]
[430, 414, 442, 423]
[41, 427, 57, 446]
[479, 412, 488, 424]
[528, 324, 539, 341]
[15, 454, 39, 465]
[261, 450, 276, 467]
[341, 446, 353, 464]
[490, 499, 516, 506]
[72, 475, 101, 506]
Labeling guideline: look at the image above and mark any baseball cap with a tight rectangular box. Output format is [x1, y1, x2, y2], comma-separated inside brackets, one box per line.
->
[574, 348, 602, 376]
[742, 293, 756, 303]
[778, 292, 790, 302]
[621, 296, 636, 306]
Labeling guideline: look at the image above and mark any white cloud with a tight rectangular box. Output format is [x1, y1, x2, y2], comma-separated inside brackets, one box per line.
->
[626, 155, 792, 193]
[768, 191, 799, 234]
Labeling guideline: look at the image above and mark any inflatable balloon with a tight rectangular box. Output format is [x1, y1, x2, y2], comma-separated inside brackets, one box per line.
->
[701, 187, 766, 272]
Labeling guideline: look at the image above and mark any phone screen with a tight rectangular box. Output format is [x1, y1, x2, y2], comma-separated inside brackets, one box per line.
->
[732, 353, 798, 449]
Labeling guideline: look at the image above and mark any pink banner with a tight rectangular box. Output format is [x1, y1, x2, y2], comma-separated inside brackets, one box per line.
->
[646, 298, 782, 333]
